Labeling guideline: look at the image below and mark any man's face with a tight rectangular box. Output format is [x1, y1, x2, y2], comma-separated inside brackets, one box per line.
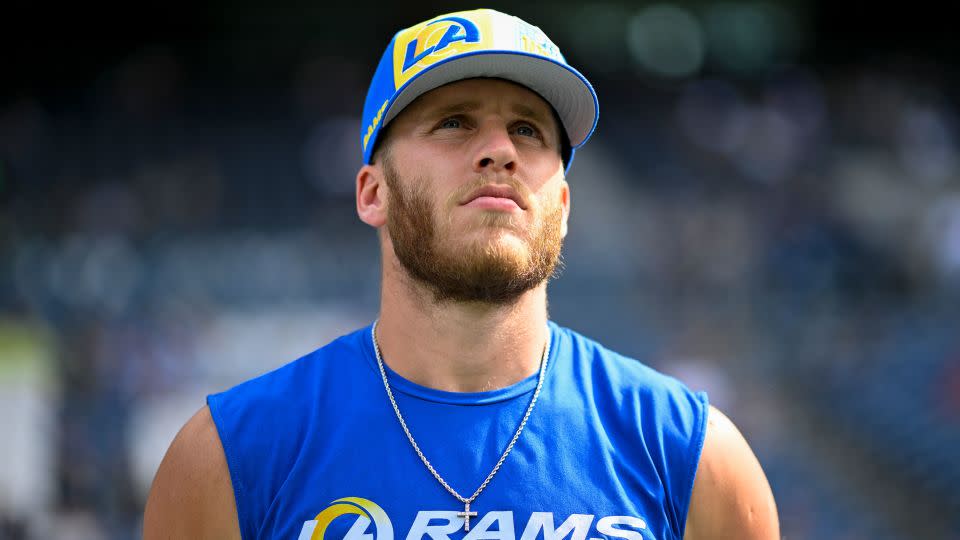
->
[379, 78, 570, 304]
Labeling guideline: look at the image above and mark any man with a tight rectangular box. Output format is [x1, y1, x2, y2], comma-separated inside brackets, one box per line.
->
[144, 9, 778, 540]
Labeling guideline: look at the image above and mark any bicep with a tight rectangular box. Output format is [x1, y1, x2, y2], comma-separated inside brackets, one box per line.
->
[683, 406, 779, 540]
[143, 405, 241, 540]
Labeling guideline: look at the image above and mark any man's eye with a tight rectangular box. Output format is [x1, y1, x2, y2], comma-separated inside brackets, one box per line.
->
[439, 118, 462, 129]
[516, 124, 539, 137]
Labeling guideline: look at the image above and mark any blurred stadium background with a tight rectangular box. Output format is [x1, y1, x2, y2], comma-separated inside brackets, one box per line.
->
[2, 0, 959, 538]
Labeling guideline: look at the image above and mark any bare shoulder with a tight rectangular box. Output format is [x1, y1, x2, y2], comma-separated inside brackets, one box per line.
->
[683, 405, 779, 540]
[143, 405, 241, 540]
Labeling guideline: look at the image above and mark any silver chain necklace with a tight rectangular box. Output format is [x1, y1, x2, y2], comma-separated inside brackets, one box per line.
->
[371, 319, 550, 532]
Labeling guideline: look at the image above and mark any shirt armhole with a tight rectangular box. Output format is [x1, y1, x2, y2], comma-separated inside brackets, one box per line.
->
[674, 391, 709, 539]
[207, 393, 252, 540]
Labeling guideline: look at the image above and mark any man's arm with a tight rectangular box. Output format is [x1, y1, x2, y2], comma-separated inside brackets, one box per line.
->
[143, 406, 241, 540]
[684, 406, 780, 540]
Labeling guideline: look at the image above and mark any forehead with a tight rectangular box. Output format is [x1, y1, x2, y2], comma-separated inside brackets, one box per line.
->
[394, 78, 558, 126]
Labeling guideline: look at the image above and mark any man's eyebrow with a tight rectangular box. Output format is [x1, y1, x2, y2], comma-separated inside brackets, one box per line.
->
[511, 103, 552, 126]
[421, 101, 482, 119]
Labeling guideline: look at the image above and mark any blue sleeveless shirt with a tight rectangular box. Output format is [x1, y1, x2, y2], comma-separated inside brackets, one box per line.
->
[207, 322, 708, 540]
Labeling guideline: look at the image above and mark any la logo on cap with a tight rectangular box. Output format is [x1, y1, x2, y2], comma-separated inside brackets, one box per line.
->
[392, 13, 496, 88]
[401, 16, 481, 72]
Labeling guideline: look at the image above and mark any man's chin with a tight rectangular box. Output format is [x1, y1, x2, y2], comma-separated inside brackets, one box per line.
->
[450, 236, 531, 266]
[457, 207, 526, 229]
[396, 236, 557, 305]
[459, 220, 530, 242]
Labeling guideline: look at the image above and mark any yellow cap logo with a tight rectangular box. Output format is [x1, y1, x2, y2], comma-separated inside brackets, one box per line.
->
[392, 12, 494, 88]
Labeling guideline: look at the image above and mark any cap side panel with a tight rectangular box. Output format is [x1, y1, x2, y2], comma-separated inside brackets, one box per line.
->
[361, 37, 399, 162]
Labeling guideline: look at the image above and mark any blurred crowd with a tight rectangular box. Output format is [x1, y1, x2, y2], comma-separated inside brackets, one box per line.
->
[2, 19, 960, 540]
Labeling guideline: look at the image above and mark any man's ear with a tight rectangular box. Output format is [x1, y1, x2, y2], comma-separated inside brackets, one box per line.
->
[357, 163, 387, 228]
[560, 180, 571, 238]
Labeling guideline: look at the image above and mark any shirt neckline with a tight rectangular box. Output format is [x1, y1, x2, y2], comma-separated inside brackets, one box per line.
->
[359, 321, 561, 406]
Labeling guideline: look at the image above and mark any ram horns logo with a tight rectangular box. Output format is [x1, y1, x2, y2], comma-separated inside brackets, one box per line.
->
[401, 16, 481, 72]
[298, 497, 393, 540]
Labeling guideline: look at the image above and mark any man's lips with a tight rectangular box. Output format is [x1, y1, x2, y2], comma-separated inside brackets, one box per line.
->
[464, 196, 522, 211]
[461, 185, 527, 210]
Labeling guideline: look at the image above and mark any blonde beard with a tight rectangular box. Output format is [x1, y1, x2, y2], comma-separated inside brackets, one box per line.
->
[384, 159, 565, 305]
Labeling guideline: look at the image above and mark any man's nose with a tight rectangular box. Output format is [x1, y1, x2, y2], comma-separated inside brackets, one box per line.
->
[473, 123, 518, 173]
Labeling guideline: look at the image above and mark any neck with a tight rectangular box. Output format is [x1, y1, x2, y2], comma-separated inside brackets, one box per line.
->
[375, 257, 550, 393]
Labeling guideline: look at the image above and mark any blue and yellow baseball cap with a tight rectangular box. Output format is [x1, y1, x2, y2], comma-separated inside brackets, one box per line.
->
[360, 9, 599, 171]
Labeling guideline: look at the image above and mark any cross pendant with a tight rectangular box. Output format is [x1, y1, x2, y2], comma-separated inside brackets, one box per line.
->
[457, 501, 478, 532]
